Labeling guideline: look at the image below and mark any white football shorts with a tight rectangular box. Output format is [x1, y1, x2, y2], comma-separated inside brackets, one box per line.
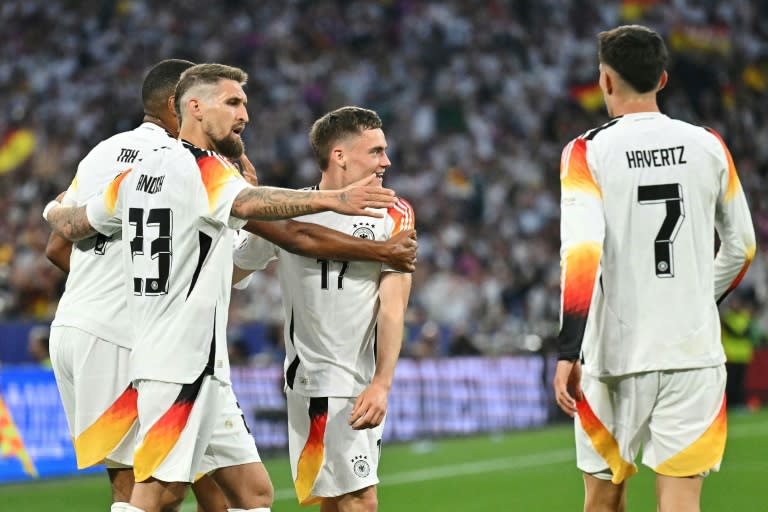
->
[49, 326, 137, 469]
[196, 382, 262, 477]
[287, 389, 384, 505]
[132, 375, 261, 484]
[575, 365, 727, 484]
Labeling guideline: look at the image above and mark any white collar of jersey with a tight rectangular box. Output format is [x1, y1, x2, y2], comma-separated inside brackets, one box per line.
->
[620, 112, 668, 121]
[139, 122, 174, 138]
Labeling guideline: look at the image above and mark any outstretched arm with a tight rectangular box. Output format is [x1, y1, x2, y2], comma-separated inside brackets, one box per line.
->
[243, 220, 417, 272]
[230, 174, 396, 221]
[349, 271, 412, 430]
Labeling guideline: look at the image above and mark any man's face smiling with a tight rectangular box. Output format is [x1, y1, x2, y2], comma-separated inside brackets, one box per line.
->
[339, 128, 391, 187]
[202, 79, 248, 159]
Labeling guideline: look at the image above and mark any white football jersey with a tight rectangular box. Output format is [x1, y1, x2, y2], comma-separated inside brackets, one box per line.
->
[233, 195, 415, 397]
[558, 112, 756, 377]
[52, 123, 173, 348]
[86, 139, 249, 384]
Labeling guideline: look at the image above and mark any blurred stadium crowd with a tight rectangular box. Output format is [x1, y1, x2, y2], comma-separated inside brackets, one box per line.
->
[1, 0, 766, 359]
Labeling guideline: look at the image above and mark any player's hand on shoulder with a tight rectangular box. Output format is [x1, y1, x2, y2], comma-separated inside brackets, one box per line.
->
[334, 174, 396, 218]
[349, 380, 389, 430]
[230, 154, 258, 186]
[237, 154, 259, 186]
[385, 229, 418, 272]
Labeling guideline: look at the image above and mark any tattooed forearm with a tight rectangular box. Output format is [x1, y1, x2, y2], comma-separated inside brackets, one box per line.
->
[232, 186, 327, 220]
[47, 205, 97, 241]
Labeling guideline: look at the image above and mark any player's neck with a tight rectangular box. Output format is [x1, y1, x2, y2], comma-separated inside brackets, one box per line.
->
[143, 114, 176, 137]
[178, 127, 211, 151]
[318, 172, 344, 191]
[608, 96, 660, 117]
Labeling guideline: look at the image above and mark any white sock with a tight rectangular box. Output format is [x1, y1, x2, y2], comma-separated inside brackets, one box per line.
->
[111, 504, 146, 512]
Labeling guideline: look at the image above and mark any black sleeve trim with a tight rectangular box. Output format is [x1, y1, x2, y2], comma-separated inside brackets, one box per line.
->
[557, 312, 587, 360]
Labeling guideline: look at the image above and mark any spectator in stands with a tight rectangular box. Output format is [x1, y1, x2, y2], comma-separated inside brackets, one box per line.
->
[228, 337, 252, 367]
[407, 321, 441, 359]
[721, 290, 764, 408]
[0, 0, 765, 361]
[448, 325, 481, 357]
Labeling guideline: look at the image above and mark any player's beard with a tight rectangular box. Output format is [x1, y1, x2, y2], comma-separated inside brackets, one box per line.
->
[211, 132, 245, 159]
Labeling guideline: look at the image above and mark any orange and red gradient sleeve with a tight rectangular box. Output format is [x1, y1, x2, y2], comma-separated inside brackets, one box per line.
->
[198, 154, 242, 214]
[558, 138, 604, 360]
[103, 168, 132, 215]
[705, 128, 757, 303]
[705, 127, 740, 203]
[387, 198, 415, 236]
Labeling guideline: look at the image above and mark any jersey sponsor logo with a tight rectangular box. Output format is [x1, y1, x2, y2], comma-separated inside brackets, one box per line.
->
[135, 174, 165, 194]
[351, 454, 371, 477]
[352, 222, 376, 240]
[117, 147, 139, 163]
[625, 146, 687, 169]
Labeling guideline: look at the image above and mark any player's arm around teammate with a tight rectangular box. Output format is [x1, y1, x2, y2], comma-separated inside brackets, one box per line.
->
[45, 232, 72, 272]
[230, 155, 417, 283]
[233, 221, 417, 285]
[43, 173, 396, 242]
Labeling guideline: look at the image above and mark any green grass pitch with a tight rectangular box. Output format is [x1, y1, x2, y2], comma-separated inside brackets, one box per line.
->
[3, 410, 767, 511]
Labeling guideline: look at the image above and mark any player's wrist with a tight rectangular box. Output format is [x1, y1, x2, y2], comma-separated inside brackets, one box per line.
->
[371, 375, 393, 391]
[42, 200, 61, 222]
[371, 239, 390, 263]
[311, 191, 334, 213]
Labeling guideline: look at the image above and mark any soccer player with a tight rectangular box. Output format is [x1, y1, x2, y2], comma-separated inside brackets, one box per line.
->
[46, 59, 414, 511]
[553, 25, 756, 512]
[45, 58, 232, 509]
[43, 64, 397, 512]
[233, 106, 414, 512]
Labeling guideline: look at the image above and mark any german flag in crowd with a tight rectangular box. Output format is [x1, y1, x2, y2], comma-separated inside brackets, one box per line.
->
[742, 63, 767, 92]
[0, 394, 37, 478]
[620, 0, 660, 21]
[0, 128, 36, 175]
[570, 82, 603, 112]
[669, 24, 731, 56]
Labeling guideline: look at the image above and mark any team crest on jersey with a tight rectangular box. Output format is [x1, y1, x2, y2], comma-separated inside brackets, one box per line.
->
[352, 222, 376, 240]
[351, 454, 370, 477]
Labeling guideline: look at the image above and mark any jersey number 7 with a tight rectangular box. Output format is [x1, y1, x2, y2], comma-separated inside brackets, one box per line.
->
[637, 183, 685, 278]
